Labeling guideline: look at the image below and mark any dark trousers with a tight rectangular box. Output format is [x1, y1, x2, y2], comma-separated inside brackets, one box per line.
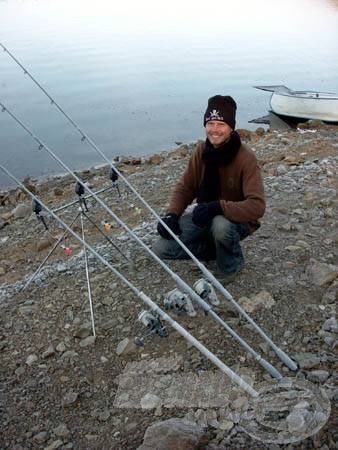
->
[152, 213, 250, 274]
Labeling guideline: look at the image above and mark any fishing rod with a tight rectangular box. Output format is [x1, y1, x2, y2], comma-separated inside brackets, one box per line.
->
[0, 102, 283, 379]
[0, 163, 258, 398]
[0, 43, 297, 371]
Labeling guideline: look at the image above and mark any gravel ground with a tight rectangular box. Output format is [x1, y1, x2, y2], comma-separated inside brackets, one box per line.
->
[0, 121, 337, 449]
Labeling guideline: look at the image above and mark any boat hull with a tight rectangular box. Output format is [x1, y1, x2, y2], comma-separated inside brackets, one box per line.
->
[270, 92, 338, 122]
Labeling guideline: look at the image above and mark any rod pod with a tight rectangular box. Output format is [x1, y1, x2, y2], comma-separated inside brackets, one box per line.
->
[0, 102, 284, 380]
[0, 164, 259, 398]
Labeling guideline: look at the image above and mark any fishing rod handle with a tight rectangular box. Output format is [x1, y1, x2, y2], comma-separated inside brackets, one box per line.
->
[259, 358, 283, 380]
[275, 348, 298, 371]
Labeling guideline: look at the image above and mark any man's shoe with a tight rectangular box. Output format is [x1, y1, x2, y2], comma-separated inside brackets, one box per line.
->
[215, 271, 238, 285]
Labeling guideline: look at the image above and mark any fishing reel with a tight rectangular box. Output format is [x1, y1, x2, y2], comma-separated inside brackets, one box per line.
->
[163, 288, 196, 317]
[134, 310, 168, 346]
[194, 278, 220, 306]
[32, 198, 48, 230]
[75, 181, 89, 211]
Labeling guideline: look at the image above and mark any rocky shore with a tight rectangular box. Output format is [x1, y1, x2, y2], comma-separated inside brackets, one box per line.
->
[0, 120, 337, 449]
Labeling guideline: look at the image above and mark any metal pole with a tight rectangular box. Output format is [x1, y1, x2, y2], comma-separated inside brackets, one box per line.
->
[0, 46, 297, 371]
[53, 185, 114, 213]
[0, 164, 258, 398]
[80, 210, 96, 337]
[0, 103, 283, 378]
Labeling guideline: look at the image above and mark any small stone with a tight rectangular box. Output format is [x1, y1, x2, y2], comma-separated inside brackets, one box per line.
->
[19, 305, 37, 315]
[238, 290, 275, 313]
[57, 263, 68, 273]
[85, 434, 98, 441]
[42, 345, 55, 358]
[100, 320, 115, 330]
[286, 410, 305, 431]
[218, 420, 234, 431]
[154, 406, 163, 417]
[148, 154, 164, 165]
[61, 391, 78, 406]
[232, 396, 248, 410]
[306, 370, 329, 383]
[237, 129, 251, 140]
[53, 423, 70, 438]
[116, 338, 137, 356]
[295, 240, 311, 250]
[276, 164, 287, 175]
[53, 188, 64, 196]
[307, 261, 338, 286]
[12, 203, 31, 219]
[137, 418, 207, 450]
[61, 350, 78, 360]
[293, 353, 321, 369]
[100, 356, 109, 363]
[33, 431, 49, 443]
[194, 409, 207, 428]
[44, 440, 63, 450]
[98, 409, 110, 421]
[255, 127, 265, 136]
[322, 317, 337, 333]
[140, 393, 161, 409]
[15, 366, 25, 376]
[37, 237, 54, 252]
[56, 342, 66, 353]
[208, 419, 220, 429]
[79, 336, 96, 347]
[0, 266, 6, 275]
[26, 354, 38, 366]
[73, 323, 92, 339]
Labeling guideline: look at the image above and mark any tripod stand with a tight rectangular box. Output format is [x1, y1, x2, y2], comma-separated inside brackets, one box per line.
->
[22, 176, 128, 337]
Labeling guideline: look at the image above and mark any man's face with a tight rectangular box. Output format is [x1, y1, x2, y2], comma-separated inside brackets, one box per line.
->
[205, 120, 232, 147]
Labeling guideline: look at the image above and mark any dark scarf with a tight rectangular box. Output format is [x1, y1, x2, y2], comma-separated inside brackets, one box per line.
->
[196, 130, 241, 203]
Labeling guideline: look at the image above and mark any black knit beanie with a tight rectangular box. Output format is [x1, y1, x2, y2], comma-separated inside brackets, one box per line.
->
[203, 95, 237, 129]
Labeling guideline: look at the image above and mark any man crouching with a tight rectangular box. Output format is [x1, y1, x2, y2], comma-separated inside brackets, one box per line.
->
[153, 95, 265, 284]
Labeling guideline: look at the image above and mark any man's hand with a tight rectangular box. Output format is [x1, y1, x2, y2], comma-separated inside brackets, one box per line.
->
[157, 213, 181, 239]
[192, 201, 223, 228]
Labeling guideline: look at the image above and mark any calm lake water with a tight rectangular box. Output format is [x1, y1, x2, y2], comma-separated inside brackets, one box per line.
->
[1, 0, 338, 187]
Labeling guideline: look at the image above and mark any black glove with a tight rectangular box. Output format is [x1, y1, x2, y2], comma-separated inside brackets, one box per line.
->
[157, 213, 181, 240]
[192, 201, 223, 228]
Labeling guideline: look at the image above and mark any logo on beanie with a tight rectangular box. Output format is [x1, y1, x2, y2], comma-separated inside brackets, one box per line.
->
[206, 109, 224, 122]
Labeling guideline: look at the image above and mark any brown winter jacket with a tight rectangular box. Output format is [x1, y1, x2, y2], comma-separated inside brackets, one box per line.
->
[168, 141, 265, 233]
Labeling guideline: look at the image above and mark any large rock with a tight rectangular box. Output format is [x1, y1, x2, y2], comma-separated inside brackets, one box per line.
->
[137, 418, 209, 450]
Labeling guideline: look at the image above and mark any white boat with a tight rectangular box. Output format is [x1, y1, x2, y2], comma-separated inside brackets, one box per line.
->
[254, 85, 338, 122]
